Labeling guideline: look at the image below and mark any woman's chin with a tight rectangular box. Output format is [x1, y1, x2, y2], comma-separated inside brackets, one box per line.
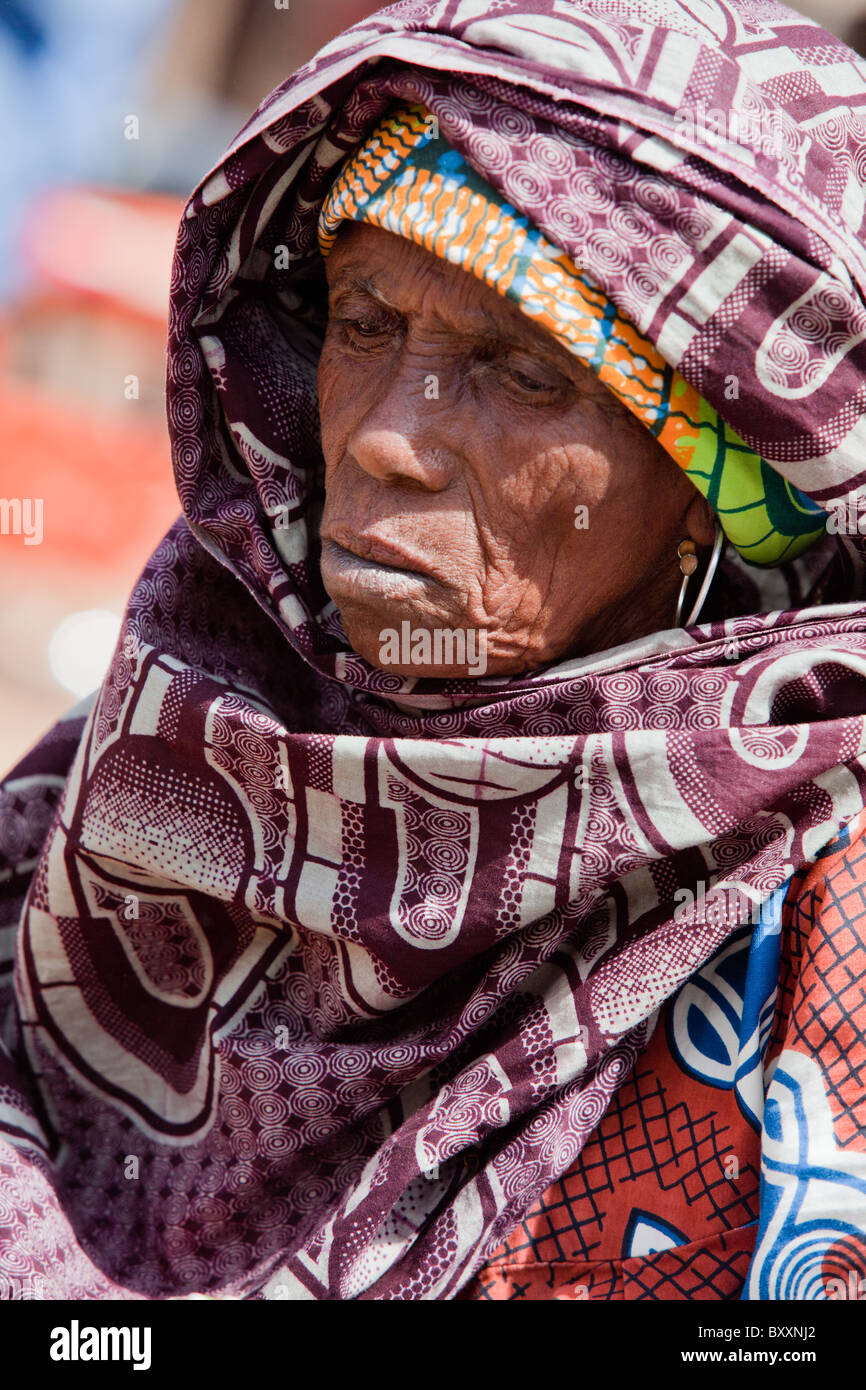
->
[336, 612, 492, 680]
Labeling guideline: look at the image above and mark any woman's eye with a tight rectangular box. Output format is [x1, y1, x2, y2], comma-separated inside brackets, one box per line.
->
[506, 364, 559, 394]
[332, 313, 397, 348]
[349, 318, 388, 337]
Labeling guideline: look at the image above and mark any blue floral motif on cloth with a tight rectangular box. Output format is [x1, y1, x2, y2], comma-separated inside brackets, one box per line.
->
[667, 884, 787, 1131]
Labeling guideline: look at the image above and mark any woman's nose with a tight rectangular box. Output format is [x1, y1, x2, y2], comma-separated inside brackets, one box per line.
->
[347, 359, 458, 491]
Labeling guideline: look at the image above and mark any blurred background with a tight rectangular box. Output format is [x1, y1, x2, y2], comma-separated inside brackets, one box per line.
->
[0, 0, 863, 774]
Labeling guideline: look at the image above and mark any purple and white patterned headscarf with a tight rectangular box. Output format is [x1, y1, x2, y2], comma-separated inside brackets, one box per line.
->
[4, 0, 866, 1301]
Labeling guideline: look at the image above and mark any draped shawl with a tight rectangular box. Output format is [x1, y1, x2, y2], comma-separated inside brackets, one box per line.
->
[4, 0, 866, 1300]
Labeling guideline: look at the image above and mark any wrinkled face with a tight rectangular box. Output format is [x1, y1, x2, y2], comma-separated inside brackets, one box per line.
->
[318, 222, 714, 678]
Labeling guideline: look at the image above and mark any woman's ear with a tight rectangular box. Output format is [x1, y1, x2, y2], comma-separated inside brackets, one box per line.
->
[685, 491, 717, 549]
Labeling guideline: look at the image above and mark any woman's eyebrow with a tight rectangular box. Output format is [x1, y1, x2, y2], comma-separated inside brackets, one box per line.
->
[329, 268, 562, 357]
[329, 263, 497, 327]
[329, 270, 399, 311]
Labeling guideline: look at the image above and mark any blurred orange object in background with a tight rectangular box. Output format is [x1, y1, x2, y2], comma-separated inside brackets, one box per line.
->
[0, 188, 183, 774]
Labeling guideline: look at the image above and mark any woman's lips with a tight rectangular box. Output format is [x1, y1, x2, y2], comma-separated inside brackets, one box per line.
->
[320, 536, 439, 593]
[323, 530, 430, 572]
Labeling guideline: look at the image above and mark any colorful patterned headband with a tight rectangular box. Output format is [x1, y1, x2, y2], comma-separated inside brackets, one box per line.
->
[318, 103, 827, 567]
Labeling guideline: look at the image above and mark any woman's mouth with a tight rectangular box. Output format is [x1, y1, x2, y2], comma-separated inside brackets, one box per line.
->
[320, 536, 438, 595]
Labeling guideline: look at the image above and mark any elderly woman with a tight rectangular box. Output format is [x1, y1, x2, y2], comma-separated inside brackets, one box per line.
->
[2, 0, 866, 1303]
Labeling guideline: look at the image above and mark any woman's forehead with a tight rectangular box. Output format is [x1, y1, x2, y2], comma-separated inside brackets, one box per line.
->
[325, 222, 568, 356]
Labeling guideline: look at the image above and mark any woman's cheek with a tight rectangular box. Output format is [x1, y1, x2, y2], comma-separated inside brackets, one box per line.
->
[319, 351, 381, 442]
[317, 340, 348, 406]
[318, 363, 355, 465]
[496, 443, 605, 541]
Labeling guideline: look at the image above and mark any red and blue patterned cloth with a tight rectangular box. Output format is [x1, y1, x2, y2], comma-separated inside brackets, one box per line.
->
[465, 811, 866, 1299]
